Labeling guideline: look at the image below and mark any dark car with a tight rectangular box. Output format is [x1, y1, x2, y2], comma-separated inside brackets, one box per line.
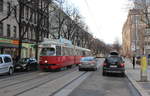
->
[102, 56, 125, 76]
[14, 58, 38, 71]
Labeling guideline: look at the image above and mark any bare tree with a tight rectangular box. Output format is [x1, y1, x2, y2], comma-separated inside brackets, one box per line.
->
[0, 1, 13, 22]
[49, 0, 67, 39]
[14, 0, 51, 59]
[112, 38, 121, 52]
[50, 0, 83, 41]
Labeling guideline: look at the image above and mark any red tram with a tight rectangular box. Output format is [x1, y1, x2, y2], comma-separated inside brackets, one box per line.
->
[39, 39, 91, 71]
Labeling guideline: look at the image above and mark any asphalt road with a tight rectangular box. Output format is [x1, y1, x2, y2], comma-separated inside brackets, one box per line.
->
[68, 61, 140, 96]
[0, 59, 140, 96]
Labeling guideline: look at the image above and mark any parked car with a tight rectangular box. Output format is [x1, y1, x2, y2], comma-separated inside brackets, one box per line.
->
[0, 54, 14, 75]
[102, 55, 125, 76]
[79, 57, 97, 71]
[14, 58, 38, 71]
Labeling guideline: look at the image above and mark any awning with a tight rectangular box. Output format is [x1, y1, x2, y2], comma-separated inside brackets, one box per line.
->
[0, 43, 18, 48]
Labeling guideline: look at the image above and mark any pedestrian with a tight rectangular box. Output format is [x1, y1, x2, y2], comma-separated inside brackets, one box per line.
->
[15, 55, 19, 64]
[132, 56, 135, 69]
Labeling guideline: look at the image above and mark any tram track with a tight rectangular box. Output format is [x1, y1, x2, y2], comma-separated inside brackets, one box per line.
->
[49, 71, 87, 96]
[0, 67, 78, 96]
[16, 70, 83, 96]
[0, 71, 39, 82]
[0, 72, 50, 89]
[17, 71, 90, 96]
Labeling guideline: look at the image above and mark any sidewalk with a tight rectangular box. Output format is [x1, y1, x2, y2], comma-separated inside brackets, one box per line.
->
[125, 59, 150, 96]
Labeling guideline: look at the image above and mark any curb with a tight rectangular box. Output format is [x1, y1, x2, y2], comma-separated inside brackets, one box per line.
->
[126, 71, 149, 96]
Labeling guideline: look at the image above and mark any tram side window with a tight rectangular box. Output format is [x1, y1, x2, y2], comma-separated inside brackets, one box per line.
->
[68, 48, 72, 56]
[62, 47, 67, 56]
[76, 50, 78, 56]
[84, 51, 87, 56]
[66, 48, 69, 56]
[78, 50, 80, 56]
[69, 48, 73, 56]
[71, 48, 74, 56]
[77, 50, 80, 56]
[80, 50, 82, 56]
[56, 46, 61, 56]
[67, 48, 69, 56]
[64, 47, 69, 56]
[62, 47, 64, 56]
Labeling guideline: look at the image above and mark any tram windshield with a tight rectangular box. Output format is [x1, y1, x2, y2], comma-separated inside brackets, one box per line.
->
[41, 48, 55, 56]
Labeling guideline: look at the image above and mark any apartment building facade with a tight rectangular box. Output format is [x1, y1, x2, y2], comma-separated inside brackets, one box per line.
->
[0, 0, 50, 58]
[122, 8, 148, 57]
[0, 0, 19, 58]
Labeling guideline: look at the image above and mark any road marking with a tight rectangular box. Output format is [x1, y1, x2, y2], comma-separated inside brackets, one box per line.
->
[18, 71, 85, 96]
[53, 72, 92, 96]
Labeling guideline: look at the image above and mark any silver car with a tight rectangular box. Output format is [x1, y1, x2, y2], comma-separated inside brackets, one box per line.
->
[0, 54, 14, 75]
[79, 57, 97, 71]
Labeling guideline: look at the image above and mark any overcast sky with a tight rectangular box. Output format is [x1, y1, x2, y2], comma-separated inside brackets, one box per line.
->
[66, 0, 131, 44]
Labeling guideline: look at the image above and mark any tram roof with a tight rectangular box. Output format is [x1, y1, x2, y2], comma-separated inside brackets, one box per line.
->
[40, 38, 91, 51]
[41, 40, 63, 45]
[74, 46, 91, 51]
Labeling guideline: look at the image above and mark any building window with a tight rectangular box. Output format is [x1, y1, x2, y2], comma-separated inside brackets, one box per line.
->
[30, 28, 33, 40]
[26, 7, 29, 20]
[0, 0, 3, 12]
[21, 6, 24, 19]
[32, 28, 35, 40]
[0, 22, 3, 36]
[14, 6, 17, 17]
[7, 24, 11, 37]
[7, 2, 11, 14]
[13, 26, 16, 38]
[34, 13, 37, 24]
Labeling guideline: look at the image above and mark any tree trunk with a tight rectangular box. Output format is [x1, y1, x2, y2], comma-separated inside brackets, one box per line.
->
[18, 2, 23, 59]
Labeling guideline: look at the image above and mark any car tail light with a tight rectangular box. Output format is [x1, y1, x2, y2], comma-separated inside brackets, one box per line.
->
[120, 63, 124, 67]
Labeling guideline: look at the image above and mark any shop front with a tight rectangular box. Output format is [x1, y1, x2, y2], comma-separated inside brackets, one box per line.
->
[0, 38, 19, 59]
[22, 43, 35, 58]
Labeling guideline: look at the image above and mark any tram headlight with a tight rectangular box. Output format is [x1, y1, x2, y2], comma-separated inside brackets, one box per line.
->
[44, 60, 48, 63]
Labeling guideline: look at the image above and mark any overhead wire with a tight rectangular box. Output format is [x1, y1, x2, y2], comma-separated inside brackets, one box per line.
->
[83, 0, 101, 36]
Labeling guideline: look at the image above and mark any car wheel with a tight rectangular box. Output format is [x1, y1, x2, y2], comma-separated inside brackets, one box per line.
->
[121, 72, 125, 77]
[8, 68, 13, 75]
[26, 66, 31, 71]
[79, 68, 82, 71]
[94, 68, 97, 71]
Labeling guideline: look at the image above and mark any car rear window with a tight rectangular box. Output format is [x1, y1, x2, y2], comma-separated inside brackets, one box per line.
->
[105, 56, 123, 63]
[80, 57, 95, 61]
[109, 52, 119, 55]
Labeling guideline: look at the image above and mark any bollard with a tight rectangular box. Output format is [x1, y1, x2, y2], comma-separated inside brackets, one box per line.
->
[140, 56, 148, 82]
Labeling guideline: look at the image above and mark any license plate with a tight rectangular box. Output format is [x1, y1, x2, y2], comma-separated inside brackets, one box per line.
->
[110, 65, 117, 68]
[16, 66, 21, 69]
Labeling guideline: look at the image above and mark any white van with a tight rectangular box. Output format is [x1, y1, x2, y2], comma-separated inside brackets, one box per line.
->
[0, 54, 14, 75]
